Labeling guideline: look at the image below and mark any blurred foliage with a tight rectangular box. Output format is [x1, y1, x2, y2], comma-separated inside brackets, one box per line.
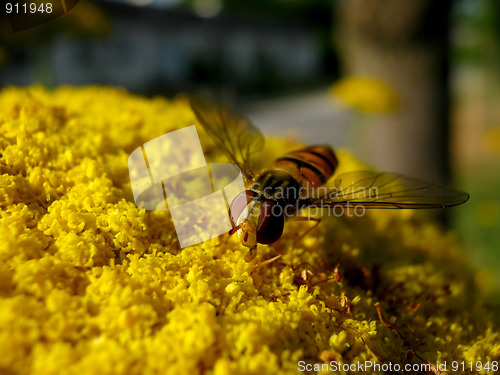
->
[189, 50, 296, 97]
[483, 128, 500, 154]
[455, 165, 500, 301]
[453, 1, 500, 295]
[184, 0, 333, 27]
[183, 0, 339, 82]
[453, 0, 500, 68]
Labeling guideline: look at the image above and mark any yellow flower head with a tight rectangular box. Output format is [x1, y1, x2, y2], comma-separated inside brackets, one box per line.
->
[0, 86, 497, 375]
[329, 75, 400, 114]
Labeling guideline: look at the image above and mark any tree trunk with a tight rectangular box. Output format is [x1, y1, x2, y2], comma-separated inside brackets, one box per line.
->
[336, 0, 453, 185]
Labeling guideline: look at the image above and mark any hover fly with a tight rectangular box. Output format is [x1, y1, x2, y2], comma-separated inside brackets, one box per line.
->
[190, 97, 469, 262]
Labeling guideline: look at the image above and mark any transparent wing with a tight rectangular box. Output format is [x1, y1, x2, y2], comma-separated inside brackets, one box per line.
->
[308, 171, 469, 209]
[189, 96, 264, 178]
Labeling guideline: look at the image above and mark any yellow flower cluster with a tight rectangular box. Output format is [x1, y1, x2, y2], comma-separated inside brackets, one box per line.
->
[329, 76, 400, 114]
[0, 86, 498, 375]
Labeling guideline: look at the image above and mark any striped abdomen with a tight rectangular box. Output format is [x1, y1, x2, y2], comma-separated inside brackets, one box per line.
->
[251, 145, 338, 204]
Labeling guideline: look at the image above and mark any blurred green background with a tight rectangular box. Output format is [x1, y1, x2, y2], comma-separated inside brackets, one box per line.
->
[1, 0, 499, 301]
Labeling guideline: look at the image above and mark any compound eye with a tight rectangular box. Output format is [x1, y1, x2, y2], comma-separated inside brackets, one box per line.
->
[256, 199, 284, 244]
[229, 190, 257, 224]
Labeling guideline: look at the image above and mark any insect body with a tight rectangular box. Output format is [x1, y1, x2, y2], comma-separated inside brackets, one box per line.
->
[229, 146, 338, 250]
[190, 97, 469, 258]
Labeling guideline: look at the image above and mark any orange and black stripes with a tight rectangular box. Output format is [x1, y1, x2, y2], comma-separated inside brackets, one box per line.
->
[274, 146, 338, 187]
[250, 146, 338, 204]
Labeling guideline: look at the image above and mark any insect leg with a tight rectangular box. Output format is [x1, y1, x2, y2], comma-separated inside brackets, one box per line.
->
[249, 241, 284, 275]
[292, 217, 322, 243]
[244, 246, 258, 262]
[214, 223, 242, 248]
[250, 254, 282, 275]
[287, 216, 322, 267]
